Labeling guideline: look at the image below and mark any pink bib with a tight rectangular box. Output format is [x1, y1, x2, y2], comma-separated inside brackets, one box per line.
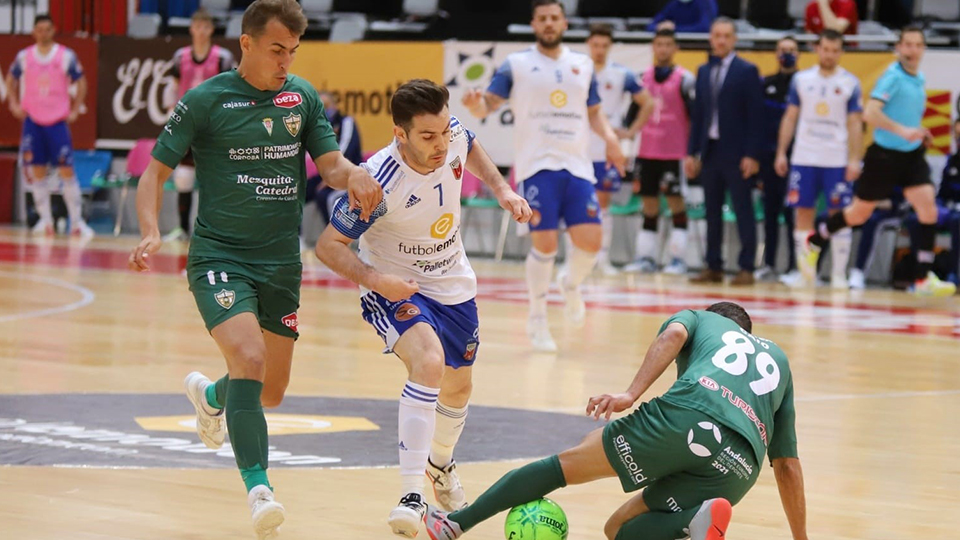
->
[639, 67, 690, 160]
[21, 45, 72, 126]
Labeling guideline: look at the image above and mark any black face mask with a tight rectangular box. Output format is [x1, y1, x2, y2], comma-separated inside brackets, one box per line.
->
[654, 66, 675, 83]
[778, 52, 797, 69]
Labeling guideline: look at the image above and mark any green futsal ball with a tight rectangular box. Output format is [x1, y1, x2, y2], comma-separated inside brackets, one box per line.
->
[504, 498, 569, 540]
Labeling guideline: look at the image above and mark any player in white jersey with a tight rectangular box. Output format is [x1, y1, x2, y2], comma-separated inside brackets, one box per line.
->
[462, 0, 627, 352]
[316, 80, 531, 538]
[775, 30, 863, 288]
[585, 23, 652, 275]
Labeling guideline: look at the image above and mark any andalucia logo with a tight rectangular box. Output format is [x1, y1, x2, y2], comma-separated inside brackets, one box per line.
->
[284, 113, 302, 137]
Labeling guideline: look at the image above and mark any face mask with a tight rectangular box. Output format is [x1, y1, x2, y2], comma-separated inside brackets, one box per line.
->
[779, 52, 797, 69]
[654, 66, 674, 82]
[325, 108, 336, 122]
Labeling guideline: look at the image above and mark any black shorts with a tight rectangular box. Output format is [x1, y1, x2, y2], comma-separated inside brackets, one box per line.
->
[635, 158, 682, 197]
[856, 144, 932, 201]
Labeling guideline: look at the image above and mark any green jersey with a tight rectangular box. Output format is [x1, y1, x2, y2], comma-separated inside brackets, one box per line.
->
[152, 71, 339, 264]
[657, 310, 798, 465]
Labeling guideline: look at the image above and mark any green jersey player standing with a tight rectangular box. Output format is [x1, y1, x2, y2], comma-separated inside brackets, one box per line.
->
[127, 1, 381, 538]
[426, 302, 809, 540]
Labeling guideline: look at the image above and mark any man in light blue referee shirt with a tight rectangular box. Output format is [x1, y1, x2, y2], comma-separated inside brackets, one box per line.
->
[806, 25, 955, 296]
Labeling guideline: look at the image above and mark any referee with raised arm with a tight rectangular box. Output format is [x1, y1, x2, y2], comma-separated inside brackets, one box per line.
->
[807, 26, 956, 296]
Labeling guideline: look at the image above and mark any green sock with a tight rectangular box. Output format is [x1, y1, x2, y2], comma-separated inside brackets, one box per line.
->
[226, 378, 271, 492]
[614, 505, 701, 540]
[449, 455, 566, 531]
[206, 375, 229, 410]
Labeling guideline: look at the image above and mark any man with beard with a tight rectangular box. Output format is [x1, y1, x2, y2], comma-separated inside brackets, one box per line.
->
[462, 0, 626, 352]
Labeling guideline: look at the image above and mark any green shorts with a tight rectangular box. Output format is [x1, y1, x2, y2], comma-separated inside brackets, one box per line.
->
[602, 398, 760, 513]
[186, 256, 302, 339]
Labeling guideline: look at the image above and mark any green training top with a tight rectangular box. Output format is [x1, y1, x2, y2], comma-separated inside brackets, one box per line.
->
[152, 70, 339, 264]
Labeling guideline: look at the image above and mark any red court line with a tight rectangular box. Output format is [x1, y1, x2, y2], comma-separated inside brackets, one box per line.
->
[2, 241, 958, 339]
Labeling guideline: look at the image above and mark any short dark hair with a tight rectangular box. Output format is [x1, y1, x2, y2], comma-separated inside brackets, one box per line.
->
[241, 0, 307, 38]
[391, 79, 450, 131]
[34, 14, 53, 26]
[777, 34, 797, 46]
[706, 302, 752, 333]
[711, 16, 736, 34]
[588, 23, 613, 40]
[191, 7, 214, 24]
[654, 28, 676, 41]
[532, 0, 565, 16]
[818, 28, 845, 44]
[899, 24, 926, 44]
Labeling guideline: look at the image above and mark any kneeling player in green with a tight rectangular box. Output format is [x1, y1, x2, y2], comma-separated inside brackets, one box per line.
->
[127, 1, 381, 538]
[426, 302, 809, 540]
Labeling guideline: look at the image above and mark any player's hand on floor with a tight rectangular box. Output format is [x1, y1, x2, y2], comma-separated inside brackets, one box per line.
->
[586, 392, 636, 421]
[375, 274, 420, 303]
[347, 167, 383, 222]
[129, 234, 162, 272]
[498, 190, 532, 223]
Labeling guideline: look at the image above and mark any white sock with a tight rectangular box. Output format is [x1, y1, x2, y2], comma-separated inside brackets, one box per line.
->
[794, 229, 811, 272]
[30, 180, 53, 224]
[830, 229, 852, 282]
[599, 208, 613, 265]
[61, 178, 83, 228]
[668, 228, 688, 262]
[526, 248, 556, 318]
[399, 381, 438, 497]
[635, 229, 657, 260]
[566, 246, 597, 288]
[431, 402, 468, 468]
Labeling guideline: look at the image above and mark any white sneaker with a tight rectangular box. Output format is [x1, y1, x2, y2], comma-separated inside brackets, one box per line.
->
[598, 261, 619, 276]
[688, 498, 732, 540]
[248, 485, 285, 540]
[623, 257, 657, 273]
[183, 372, 225, 449]
[31, 219, 54, 236]
[388, 492, 427, 538]
[71, 221, 95, 241]
[527, 315, 557, 353]
[848, 268, 866, 290]
[426, 459, 467, 512]
[778, 270, 806, 288]
[830, 275, 848, 290]
[753, 266, 777, 283]
[424, 505, 463, 540]
[662, 258, 688, 276]
[556, 269, 585, 327]
[162, 227, 188, 242]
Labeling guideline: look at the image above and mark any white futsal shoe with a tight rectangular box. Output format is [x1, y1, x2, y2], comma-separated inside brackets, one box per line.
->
[248, 485, 285, 540]
[556, 269, 586, 327]
[426, 459, 468, 511]
[184, 371, 226, 449]
[527, 315, 557, 353]
[424, 505, 464, 540]
[389, 492, 428, 538]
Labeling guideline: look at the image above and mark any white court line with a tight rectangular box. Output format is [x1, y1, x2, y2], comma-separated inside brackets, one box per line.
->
[0, 271, 95, 323]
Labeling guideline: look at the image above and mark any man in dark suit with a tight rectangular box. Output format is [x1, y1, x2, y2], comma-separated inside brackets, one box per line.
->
[685, 17, 764, 285]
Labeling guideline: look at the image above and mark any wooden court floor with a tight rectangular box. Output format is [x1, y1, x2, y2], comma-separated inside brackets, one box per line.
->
[0, 227, 957, 540]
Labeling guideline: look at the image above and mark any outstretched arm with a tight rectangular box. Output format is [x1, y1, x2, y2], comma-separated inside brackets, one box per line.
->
[585, 322, 688, 420]
[772, 457, 809, 540]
